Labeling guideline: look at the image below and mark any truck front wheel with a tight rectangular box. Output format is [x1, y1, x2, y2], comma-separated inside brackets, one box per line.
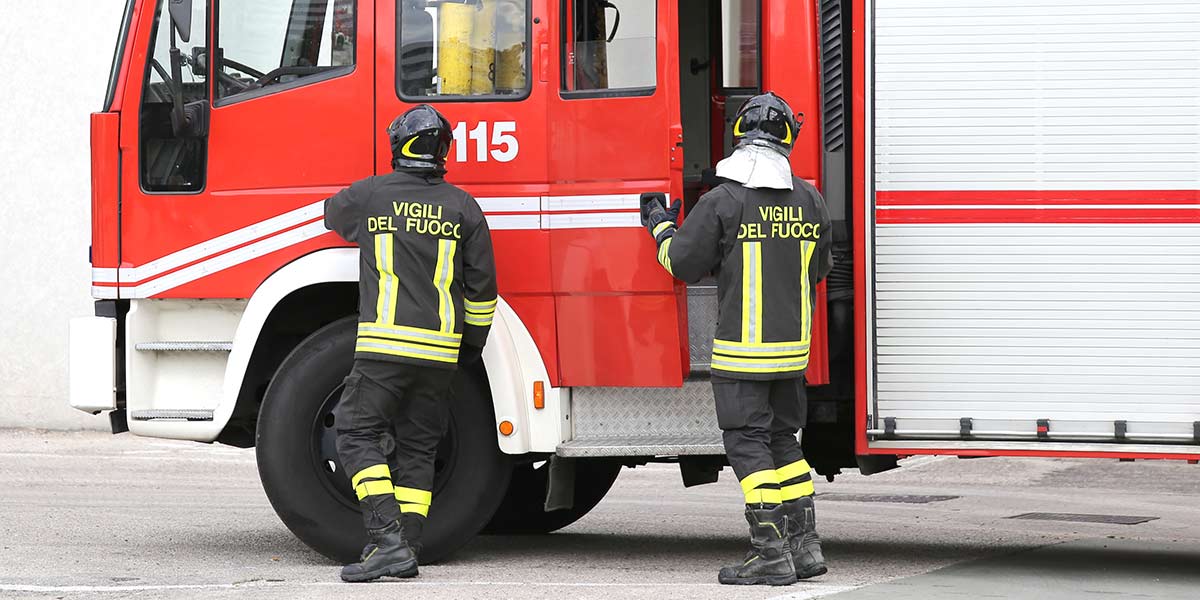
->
[483, 458, 621, 534]
[256, 316, 511, 564]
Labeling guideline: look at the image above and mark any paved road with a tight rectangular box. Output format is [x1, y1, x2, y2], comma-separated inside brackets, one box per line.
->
[2, 431, 1199, 600]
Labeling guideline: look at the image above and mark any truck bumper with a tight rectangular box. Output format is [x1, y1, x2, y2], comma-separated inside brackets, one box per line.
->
[68, 316, 118, 413]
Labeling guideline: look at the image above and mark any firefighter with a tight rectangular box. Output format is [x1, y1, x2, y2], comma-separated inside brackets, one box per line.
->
[642, 92, 832, 586]
[323, 104, 498, 583]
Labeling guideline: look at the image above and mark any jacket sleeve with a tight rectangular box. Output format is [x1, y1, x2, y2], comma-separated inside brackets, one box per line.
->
[812, 186, 835, 283]
[460, 195, 498, 349]
[323, 178, 373, 244]
[660, 189, 727, 284]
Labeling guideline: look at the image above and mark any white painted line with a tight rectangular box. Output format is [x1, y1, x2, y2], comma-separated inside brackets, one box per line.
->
[0, 451, 253, 464]
[476, 196, 540, 213]
[0, 581, 752, 593]
[543, 193, 645, 212]
[767, 585, 862, 600]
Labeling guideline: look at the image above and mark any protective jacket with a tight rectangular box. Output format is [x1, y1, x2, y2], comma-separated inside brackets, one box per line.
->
[654, 178, 833, 380]
[325, 170, 498, 369]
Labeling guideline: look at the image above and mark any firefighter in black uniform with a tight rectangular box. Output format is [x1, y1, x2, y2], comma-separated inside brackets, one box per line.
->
[323, 105, 498, 583]
[643, 92, 832, 586]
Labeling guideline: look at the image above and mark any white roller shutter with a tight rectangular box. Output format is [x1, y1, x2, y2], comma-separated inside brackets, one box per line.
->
[867, 0, 1200, 447]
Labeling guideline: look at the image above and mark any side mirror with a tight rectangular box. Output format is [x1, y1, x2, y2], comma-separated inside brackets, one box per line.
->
[191, 46, 208, 72]
[169, 0, 193, 43]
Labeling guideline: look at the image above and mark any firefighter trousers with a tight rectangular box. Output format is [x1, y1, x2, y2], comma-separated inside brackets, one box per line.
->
[333, 358, 454, 531]
[712, 376, 816, 505]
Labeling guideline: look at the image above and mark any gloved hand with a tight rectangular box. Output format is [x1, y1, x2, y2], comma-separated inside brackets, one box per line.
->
[643, 196, 681, 244]
[458, 343, 483, 366]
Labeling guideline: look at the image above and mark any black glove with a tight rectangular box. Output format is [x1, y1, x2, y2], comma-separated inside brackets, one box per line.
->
[643, 197, 681, 245]
[458, 343, 483, 366]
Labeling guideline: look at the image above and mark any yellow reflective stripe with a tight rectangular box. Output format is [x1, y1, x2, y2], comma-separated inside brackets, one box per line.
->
[652, 221, 674, 237]
[714, 339, 810, 350]
[780, 480, 815, 501]
[713, 346, 810, 358]
[394, 486, 432, 505]
[355, 479, 395, 500]
[434, 239, 457, 334]
[464, 297, 498, 311]
[800, 240, 817, 345]
[775, 459, 812, 483]
[711, 357, 809, 374]
[358, 323, 462, 347]
[375, 235, 398, 325]
[400, 503, 430, 516]
[741, 242, 762, 343]
[351, 464, 392, 488]
[745, 488, 783, 504]
[464, 314, 494, 327]
[740, 469, 781, 494]
[741, 243, 751, 342]
[657, 237, 674, 275]
[356, 339, 460, 363]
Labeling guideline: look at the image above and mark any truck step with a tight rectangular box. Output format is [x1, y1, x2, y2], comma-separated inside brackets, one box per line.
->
[130, 409, 215, 422]
[134, 341, 233, 352]
[557, 434, 724, 457]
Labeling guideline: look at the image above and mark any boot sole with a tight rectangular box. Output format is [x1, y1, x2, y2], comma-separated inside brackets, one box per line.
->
[340, 559, 419, 583]
[718, 573, 798, 586]
[796, 564, 828, 580]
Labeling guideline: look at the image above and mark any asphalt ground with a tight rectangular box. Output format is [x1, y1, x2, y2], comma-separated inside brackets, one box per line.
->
[2, 431, 1199, 599]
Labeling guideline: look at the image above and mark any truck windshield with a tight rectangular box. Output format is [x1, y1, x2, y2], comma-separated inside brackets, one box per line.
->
[103, 0, 137, 111]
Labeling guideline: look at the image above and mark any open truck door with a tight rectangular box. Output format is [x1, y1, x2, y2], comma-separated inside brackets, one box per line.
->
[377, 0, 687, 387]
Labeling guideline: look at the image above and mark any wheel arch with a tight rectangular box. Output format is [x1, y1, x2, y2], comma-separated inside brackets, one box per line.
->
[213, 248, 563, 454]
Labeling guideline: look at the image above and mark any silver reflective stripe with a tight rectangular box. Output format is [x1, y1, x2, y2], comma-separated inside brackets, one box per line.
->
[435, 239, 456, 333]
[357, 341, 459, 359]
[357, 324, 460, 345]
[713, 341, 810, 354]
[711, 357, 808, 371]
[747, 244, 759, 343]
[375, 235, 396, 324]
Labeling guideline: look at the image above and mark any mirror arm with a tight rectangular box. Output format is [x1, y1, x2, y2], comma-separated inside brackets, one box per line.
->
[167, 27, 191, 137]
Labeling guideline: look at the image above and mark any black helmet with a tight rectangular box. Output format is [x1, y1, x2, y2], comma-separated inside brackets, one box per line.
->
[732, 92, 803, 157]
[388, 104, 453, 171]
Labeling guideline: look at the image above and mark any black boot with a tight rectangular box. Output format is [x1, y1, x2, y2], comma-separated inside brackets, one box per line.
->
[784, 496, 827, 579]
[400, 513, 425, 559]
[340, 520, 419, 583]
[718, 504, 798, 586]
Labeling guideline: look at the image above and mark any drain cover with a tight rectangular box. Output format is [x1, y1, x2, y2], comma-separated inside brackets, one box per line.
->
[819, 493, 959, 504]
[1007, 512, 1158, 525]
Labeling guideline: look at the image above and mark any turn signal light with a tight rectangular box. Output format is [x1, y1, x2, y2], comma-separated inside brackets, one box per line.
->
[498, 420, 515, 436]
[533, 381, 545, 409]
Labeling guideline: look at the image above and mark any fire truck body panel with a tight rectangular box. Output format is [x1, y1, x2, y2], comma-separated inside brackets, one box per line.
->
[855, 0, 1200, 456]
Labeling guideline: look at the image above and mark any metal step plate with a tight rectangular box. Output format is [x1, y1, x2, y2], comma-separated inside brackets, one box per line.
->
[557, 434, 724, 457]
[134, 341, 233, 352]
[686, 282, 717, 372]
[130, 409, 215, 422]
[564, 382, 723, 457]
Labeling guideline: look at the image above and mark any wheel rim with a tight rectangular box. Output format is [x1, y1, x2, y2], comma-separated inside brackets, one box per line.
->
[310, 383, 462, 512]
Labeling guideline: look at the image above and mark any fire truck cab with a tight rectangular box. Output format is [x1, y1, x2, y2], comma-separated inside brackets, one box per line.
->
[72, 0, 1200, 563]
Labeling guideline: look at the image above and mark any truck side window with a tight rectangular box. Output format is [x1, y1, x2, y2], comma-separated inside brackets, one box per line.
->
[214, 0, 357, 102]
[140, 0, 209, 193]
[720, 0, 759, 90]
[396, 0, 531, 100]
[562, 0, 656, 95]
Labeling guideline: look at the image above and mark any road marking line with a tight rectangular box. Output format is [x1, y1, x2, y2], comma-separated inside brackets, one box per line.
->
[0, 581, 761, 593]
[766, 584, 862, 600]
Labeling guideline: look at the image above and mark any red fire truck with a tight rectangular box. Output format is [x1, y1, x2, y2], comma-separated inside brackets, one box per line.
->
[71, 0, 1200, 563]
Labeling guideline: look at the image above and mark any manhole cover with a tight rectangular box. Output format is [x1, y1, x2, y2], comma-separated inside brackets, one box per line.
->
[1007, 512, 1158, 525]
[818, 493, 959, 504]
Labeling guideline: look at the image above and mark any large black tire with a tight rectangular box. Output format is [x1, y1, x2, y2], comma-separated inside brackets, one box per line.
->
[483, 458, 621, 534]
[256, 316, 511, 564]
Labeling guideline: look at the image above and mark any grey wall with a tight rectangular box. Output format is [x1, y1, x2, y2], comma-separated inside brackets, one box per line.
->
[0, 1, 127, 429]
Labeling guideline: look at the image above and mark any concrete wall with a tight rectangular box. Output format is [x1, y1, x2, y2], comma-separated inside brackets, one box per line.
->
[0, 1, 127, 429]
